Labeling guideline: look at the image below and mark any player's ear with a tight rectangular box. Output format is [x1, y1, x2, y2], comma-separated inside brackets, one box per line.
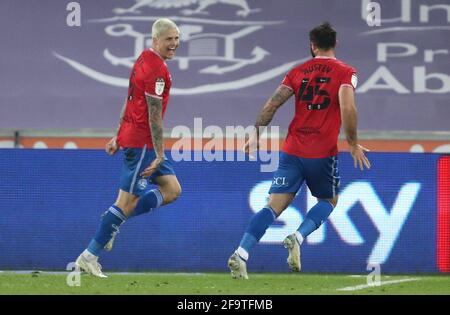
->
[310, 42, 317, 57]
[152, 36, 158, 47]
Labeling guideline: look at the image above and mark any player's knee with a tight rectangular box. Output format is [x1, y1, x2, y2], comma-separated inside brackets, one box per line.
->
[162, 183, 182, 204]
[327, 196, 338, 208]
[266, 203, 283, 217]
[115, 199, 138, 216]
[170, 184, 182, 202]
[267, 194, 294, 216]
[115, 190, 140, 216]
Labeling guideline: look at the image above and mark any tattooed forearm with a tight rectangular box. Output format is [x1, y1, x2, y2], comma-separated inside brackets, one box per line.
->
[146, 95, 164, 157]
[254, 106, 276, 129]
[115, 99, 127, 135]
[270, 86, 293, 105]
[255, 85, 293, 130]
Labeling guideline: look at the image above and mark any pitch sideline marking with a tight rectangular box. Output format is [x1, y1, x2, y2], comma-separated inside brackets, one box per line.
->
[0, 270, 205, 276]
[337, 277, 420, 291]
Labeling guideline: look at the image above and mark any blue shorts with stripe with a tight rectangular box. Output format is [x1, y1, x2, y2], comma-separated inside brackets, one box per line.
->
[269, 152, 340, 199]
[119, 146, 176, 196]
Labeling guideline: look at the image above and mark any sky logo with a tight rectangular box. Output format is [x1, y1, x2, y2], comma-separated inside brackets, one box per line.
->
[249, 180, 422, 266]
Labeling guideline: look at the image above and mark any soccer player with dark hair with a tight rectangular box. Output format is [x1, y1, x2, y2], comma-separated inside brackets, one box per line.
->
[75, 18, 182, 278]
[228, 22, 371, 279]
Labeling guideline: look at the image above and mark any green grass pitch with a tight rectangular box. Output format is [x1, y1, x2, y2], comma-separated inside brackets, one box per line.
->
[0, 272, 449, 295]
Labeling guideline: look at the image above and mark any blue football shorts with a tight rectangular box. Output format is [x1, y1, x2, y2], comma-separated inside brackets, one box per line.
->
[269, 152, 340, 199]
[119, 146, 176, 196]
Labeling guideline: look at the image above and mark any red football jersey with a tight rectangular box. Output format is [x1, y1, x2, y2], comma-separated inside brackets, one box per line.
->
[117, 49, 171, 149]
[281, 56, 357, 158]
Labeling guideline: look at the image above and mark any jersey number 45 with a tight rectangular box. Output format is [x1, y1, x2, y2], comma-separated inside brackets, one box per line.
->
[298, 77, 331, 110]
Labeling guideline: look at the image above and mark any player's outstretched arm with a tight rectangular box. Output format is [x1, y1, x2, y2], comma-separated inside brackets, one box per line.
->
[339, 86, 371, 170]
[106, 98, 127, 155]
[255, 85, 293, 130]
[141, 95, 164, 178]
[244, 85, 293, 155]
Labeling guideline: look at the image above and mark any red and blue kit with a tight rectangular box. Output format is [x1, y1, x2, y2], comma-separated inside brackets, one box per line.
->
[117, 49, 175, 195]
[281, 56, 357, 158]
[117, 48, 172, 149]
[270, 57, 357, 198]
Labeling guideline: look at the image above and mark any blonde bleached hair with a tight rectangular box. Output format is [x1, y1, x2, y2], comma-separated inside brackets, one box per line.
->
[151, 18, 179, 38]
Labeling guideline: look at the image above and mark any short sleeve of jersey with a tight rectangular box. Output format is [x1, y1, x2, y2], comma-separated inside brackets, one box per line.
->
[144, 65, 168, 99]
[280, 69, 295, 91]
[340, 67, 358, 90]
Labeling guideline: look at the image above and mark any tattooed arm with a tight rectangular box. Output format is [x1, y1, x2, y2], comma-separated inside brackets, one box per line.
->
[116, 99, 127, 136]
[254, 85, 294, 132]
[106, 98, 127, 155]
[140, 95, 164, 177]
[244, 85, 293, 155]
[147, 95, 164, 157]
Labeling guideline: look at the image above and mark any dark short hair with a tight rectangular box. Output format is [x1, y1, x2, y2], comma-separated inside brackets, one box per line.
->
[309, 22, 337, 50]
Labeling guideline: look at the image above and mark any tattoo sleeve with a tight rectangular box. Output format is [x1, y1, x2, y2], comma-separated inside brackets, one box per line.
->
[146, 95, 164, 157]
[254, 85, 293, 134]
[115, 99, 127, 136]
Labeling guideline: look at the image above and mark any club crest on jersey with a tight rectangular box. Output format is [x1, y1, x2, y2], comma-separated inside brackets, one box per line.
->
[155, 78, 165, 96]
[137, 178, 148, 190]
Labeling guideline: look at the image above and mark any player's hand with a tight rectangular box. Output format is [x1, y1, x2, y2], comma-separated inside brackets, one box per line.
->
[349, 144, 371, 170]
[140, 157, 164, 178]
[106, 136, 119, 155]
[243, 133, 258, 160]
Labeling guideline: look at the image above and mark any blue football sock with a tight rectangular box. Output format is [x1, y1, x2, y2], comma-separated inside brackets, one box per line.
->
[131, 189, 164, 218]
[238, 207, 277, 255]
[298, 200, 334, 238]
[87, 205, 126, 256]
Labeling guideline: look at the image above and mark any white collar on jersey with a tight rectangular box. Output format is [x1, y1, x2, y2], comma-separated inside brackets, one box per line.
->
[314, 56, 337, 59]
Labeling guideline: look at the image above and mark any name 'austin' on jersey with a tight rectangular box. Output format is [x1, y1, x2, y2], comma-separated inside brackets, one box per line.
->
[117, 49, 172, 149]
[281, 56, 357, 158]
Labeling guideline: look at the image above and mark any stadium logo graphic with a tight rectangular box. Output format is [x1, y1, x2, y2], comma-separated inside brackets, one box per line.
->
[54, 0, 307, 95]
[112, 0, 262, 17]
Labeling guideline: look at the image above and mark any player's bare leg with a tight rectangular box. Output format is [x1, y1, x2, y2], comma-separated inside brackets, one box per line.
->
[114, 189, 140, 216]
[267, 193, 296, 216]
[154, 175, 182, 205]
